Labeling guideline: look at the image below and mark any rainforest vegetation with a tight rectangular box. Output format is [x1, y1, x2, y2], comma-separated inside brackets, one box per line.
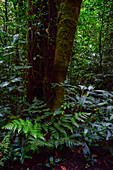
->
[0, 0, 113, 169]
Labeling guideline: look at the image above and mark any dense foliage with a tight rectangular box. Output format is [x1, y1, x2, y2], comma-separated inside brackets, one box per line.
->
[0, 0, 113, 169]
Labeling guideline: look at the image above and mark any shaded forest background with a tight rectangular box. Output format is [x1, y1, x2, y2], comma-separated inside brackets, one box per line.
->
[0, 0, 113, 169]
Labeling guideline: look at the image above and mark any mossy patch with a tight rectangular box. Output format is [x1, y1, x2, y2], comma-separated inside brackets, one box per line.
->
[52, 0, 82, 110]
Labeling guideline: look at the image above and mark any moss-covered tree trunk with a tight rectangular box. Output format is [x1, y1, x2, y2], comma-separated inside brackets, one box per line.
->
[52, 0, 82, 110]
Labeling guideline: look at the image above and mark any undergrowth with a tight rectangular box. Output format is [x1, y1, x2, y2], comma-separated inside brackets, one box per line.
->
[1, 86, 113, 167]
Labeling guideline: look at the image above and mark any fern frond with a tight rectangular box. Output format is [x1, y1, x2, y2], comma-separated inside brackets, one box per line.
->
[13, 120, 21, 132]
[55, 140, 61, 148]
[38, 113, 52, 120]
[45, 121, 53, 126]
[61, 122, 73, 133]
[54, 123, 67, 135]
[0, 133, 11, 166]
[23, 125, 29, 134]
[60, 115, 71, 122]
[34, 122, 41, 131]
[42, 124, 49, 133]
[17, 123, 23, 133]
[78, 112, 91, 119]
[26, 119, 33, 129]
[49, 126, 57, 133]
[18, 118, 26, 125]
[2, 122, 14, 130]
[74, 113, 85, 122]
[30, 129, 39, 138]
[71, 118, 79, 127]
[51, 132, 59, 140]
[28, 138, 53, 150]
[65, 138, 78, 147]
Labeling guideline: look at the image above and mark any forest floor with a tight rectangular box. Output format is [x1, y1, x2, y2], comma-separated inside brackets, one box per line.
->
[3, 146, 113, 170]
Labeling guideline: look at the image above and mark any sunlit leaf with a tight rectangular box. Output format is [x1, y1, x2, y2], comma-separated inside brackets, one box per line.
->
[0, 81, 10, 87]
[11, 77, 21, 82]
[110, 115, 113, 121]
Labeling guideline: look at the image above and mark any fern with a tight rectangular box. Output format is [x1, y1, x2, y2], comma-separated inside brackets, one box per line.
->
[61, 122, 73, 133]
[54, 122, 67, 136]
[42, 124, 49, 133]
[0, 133, 12, 166]
[71, 117, 79, 127]
[2, 98, 91, 155]
[28, 137, 54, 150]
[73, 112, 91, 123]
[51, 132, 59, 140]
[2, 119, 44, 139]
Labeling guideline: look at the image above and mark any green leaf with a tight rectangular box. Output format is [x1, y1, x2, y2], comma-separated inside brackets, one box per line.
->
[51, 132, 59, 139]
[110, 115, 113, 121]
[30, 129, 38, 138]
[34, 122, 41, 131]
[75, 113, 84, 122]
[17, 124, 22, 133]
[0, 81, 10, 87]
[13, 120, 20, 131]
[54, 123, 67, 135]
[42, 124, 49, 133]
[107, 106, 113, 112]
[19, 118, 26, 125]
[11, 77, 21, 83]
[71, 118, 79, 127]
[69, 134, 82, 138]
[97, 102, 106, 106]
[49, 156, 54, 163]
[26, 119, 33, 129]
[36, 132, 45, 140]
[23, 125, 29, 134]
[61, 123, 73, 133]
[2, 123, 14, 130]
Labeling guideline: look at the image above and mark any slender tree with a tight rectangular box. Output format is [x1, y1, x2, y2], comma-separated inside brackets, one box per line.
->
[4, 0, 8, 45]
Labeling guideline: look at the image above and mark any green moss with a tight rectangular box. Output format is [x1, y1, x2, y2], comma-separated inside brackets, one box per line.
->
[52, 0, 82, 110]
[55, 0, 79, 63]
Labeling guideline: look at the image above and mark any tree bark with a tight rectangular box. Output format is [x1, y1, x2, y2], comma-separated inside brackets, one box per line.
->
[52, 0, 82, 110]
[43, 0, 58, 103]
[27, 0, 48, 103]
[27, 0, 82, 111]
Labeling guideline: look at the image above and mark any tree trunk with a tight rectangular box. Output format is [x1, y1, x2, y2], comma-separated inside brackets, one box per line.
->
[27, 0, 48, 103]
[99, 2, 105, 72]
[27, 0, 82, 111]
[4, 0, 8, 46]
[52, 0, 82, 110]
[13, 1, 24, 65]
[43, 0, 58, 104]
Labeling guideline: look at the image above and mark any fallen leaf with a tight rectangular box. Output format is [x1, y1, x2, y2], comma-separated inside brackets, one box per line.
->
[61, 165, 66, 170]
[92, 154, 98, 158]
